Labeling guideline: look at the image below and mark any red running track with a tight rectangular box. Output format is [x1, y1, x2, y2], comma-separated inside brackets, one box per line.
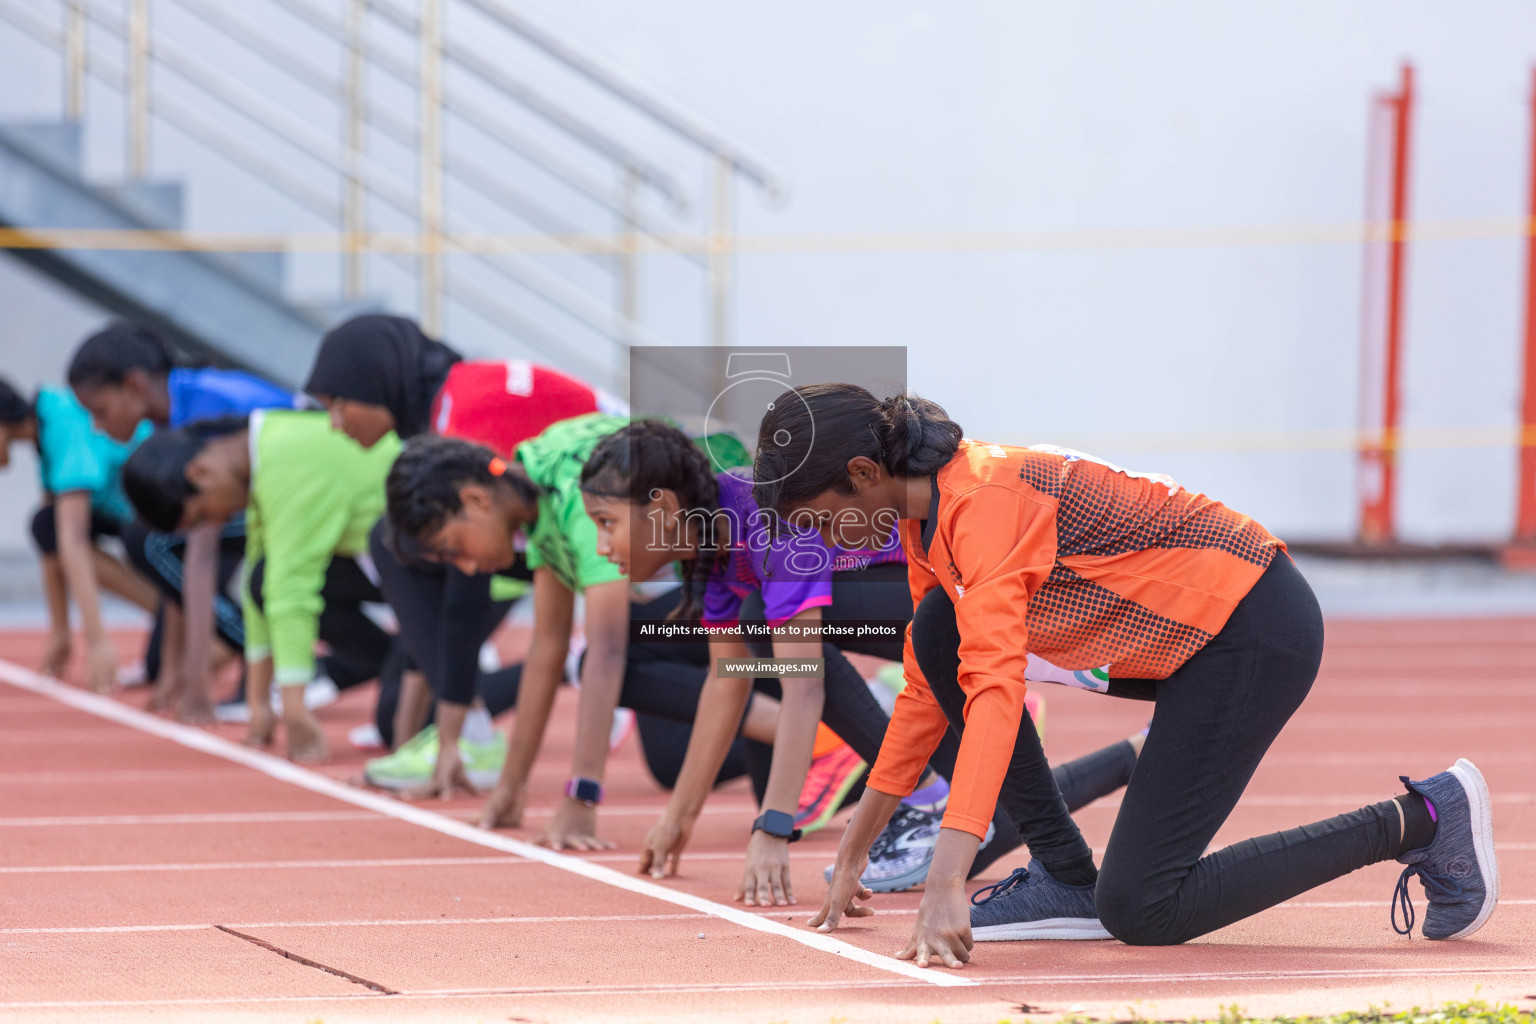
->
[1, 618, 1533, 1024]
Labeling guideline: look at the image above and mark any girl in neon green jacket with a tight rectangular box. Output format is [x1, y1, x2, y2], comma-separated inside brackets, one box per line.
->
[123, 411, 398, 761]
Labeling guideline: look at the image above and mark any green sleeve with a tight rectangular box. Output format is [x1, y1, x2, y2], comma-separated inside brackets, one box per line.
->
[252, 469, 358, 686]
[241, 502, 270, 663]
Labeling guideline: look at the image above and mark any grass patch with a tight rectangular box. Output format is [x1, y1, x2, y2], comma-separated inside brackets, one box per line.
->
[1010, 1001, 1535, 1024]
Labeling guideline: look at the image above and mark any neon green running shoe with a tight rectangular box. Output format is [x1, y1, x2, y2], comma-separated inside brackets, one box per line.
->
[875, 663, 906, 695]
[460, 733, 507, 790]
[364, 727, 507, 791]
[364, 726, 440, 791]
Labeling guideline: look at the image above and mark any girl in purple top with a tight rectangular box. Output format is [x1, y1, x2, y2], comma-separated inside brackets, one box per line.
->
[579, 421, 1144, 907]
[699, 467, 906, 631]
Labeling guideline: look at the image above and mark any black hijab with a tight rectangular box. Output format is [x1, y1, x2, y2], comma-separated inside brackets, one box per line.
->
[304, 314, 461, 439]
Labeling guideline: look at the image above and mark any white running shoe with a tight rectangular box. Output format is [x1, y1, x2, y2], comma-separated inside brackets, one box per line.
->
[212, 676, 339, 724]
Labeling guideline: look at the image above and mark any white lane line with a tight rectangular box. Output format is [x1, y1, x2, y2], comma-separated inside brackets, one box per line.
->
[12, 900, 1531, 935]
[516, 803, 758, 817]
[0, 856, 527, 874]
[0, 805, 763, 826]
[2, 914, 710, 935]
[0, 660, 973, 990]
[0, 810, 381, 827]
[1272, 898, 1536, 909]
[582, 850, 838, 863]
[5, 963, 1536, 1009]
[0, 769, 254, 783]
[1077, 793, 1536, 811]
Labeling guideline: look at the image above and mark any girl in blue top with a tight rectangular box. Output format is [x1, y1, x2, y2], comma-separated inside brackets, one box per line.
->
[67, 322, 295, 442]
[0, 378, 158, 691]
[66, 322, 296, 719]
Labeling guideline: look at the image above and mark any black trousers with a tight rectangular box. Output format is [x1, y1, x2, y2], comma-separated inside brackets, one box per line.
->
[913, 554, 1403, 945]
[621, 586, 770, 800]
[368, 518, 524, 707]
[625, 569, 1135, 856]
[748, 564, 1133, 873]
[120, 517, 248, 651]
[246, 556, 391, 691]
[30, 504, 120, 554]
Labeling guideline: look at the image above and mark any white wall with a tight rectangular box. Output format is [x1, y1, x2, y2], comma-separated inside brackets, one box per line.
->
[521, 0, 1536, 543]
[0, 257, 112, 577]
[3, 1, 1535, 546]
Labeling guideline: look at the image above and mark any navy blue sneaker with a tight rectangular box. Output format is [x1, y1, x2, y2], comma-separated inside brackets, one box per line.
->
[1393, 758, 1499, 940]
[969, 859, 1111, 941]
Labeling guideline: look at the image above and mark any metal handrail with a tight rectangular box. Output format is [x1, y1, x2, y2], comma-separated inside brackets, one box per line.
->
[0, 5, 344, 219]
[368, 0, 689, 207]
[0, 0, 783, 360]
[0, 0, 59, 47]
[68, 5, 660, 345]
[455, 0, 783, 196]
[168, 0, 622, 268]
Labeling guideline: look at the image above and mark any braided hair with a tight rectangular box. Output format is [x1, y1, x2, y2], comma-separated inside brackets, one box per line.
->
[751, 383, 962, 520]
[580, 420, 723, 621]
[386, 435, 540, 552]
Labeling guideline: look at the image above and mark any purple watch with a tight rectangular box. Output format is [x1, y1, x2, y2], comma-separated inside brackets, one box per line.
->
[564, 776, 604, 806]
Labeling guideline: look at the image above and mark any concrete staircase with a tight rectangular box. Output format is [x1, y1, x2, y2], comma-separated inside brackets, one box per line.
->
[0, 119, 332, 389]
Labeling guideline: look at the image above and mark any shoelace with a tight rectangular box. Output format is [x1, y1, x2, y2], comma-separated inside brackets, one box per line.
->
[971, 867, 1030, 907]
[869, 807, 931, 858]
[1391, 863, 1463, 936]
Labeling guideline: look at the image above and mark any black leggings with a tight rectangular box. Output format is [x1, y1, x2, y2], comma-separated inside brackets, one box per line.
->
[627, 569, 1136, 860]
[246, 556, 392, 691]
[30, 504, 119, 554]
[368, 519, 522, 707]
[120, 517, 247, 651]
[914, 554, 1405, 945]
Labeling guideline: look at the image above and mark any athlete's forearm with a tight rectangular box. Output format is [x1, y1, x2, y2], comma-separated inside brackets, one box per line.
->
[665, 670, 753, 821]
[179, 524, 219, 697]
[569, 641, 624, 781]
[837, 786, 904, 866]
[761, 677, 823, 816]
[54, 494, 105, 644]
[925, 827, 983, 892]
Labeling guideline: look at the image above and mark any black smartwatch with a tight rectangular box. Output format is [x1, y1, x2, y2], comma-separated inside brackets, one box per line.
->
[751, 809, 802, 843]
[563, 776, 604, 807]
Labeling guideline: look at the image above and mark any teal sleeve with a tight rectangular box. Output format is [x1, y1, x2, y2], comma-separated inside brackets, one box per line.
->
[37, 398, 109, 498]
[252, 472, 356, 686]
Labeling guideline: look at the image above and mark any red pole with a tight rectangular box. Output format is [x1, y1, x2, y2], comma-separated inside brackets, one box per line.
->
[1359, 63, 1413, 544]
[1515, 67, 1536, 546]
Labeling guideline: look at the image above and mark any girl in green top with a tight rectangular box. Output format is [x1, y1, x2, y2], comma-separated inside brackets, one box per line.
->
[123, 411, 398, 762]
[386, 414, 781, 850]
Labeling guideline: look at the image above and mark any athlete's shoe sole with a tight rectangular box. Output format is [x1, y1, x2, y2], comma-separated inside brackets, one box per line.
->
[1442, 758, 1500, 940]
[973, 917, 1112, 941]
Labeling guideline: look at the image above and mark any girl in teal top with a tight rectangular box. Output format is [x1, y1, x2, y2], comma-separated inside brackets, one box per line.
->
[0, 378, 157, 691]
